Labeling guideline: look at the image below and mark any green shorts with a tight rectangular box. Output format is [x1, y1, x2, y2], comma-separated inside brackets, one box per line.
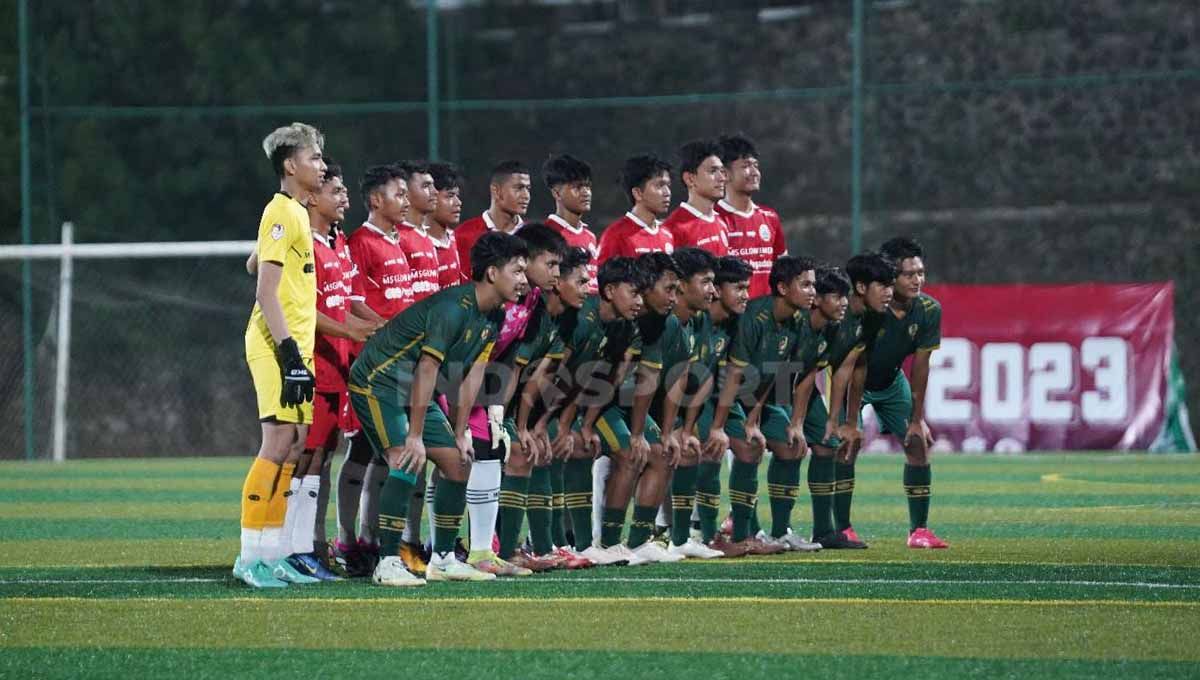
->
[862, 371, 912, 437]
[696, 400, 747, 442]
[801, 392, 842, 449]
[349, 383, 457, 455]
[587, 406, 661, 455]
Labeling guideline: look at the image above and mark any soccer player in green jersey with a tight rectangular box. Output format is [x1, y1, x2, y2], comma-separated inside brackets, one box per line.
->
[705, 256, 820, 555]
[817, 253, 895, 549]
[546, 257, 646, 566]
[846, 238, 948, 548]
[692, 256, 752, 548]
[597, 252, 693, 564]
[349, 232, 529, 586]
[660, 248, 726, 559]
[498, 246, 594, 572]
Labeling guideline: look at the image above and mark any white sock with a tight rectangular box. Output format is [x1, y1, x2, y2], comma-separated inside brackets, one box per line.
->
[260, 527, 284, 562]
[592, 457, 611, 546]
[239, 528, 262, 563]
[290, 475, 321, 555]
[279, 477, 302, 557]
[336, 449, 368, 545]
[465, 460, 501, 553]
[357, 458, 388, 544]
[656, 500, 670, 529]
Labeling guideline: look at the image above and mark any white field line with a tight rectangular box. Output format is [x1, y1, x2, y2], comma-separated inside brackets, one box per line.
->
[1, 576, 1198, 590]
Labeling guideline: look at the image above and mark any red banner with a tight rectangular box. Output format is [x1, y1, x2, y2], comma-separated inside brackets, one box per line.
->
[860, 283, 1175, 452]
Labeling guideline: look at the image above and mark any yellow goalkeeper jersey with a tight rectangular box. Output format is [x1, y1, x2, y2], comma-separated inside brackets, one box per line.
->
[245, 192, 316, 360]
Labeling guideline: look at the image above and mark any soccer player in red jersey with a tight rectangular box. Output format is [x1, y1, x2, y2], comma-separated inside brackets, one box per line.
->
[455, 160, 531, 278]
[285, 162, 377, 580]
[542, 154, 599, 293]
[596, 154, 675, 264]
[395, 161, 441, 302]
[428, 162, 464, 289]
[335, 164, 414, 575]
[662, 139, 728, 256]
[715, 134, 788, 299]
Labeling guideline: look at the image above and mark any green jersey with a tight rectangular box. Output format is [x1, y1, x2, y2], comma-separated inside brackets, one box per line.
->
[727, 296, 805, 383]
[638, 309, 699, 420]
[350, 283, 502, 394]
[513, 297, 566, 368]
[791, 309, 840, 379]
[864, 292, 942, 391]
[562, 295, 641, 373]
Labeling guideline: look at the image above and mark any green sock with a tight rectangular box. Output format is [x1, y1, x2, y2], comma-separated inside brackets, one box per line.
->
[670, 465, 699, 546]
[497, 473, 529, 559]
[695, 462, 722, 541]
[767, 457, 801, 538]
[527, 466, 554, 555]
[377, 469, 416, 557]
[834, 462, 856, 531]
[549, 460, 567, 548]
[600, 506, 626, 548]
[748, 501, 762, 536]
[808, 455, 836, 538]
[728, 459, 758, 542]
[627, 504, 658, 548]
[431, 478, 467, 555]
[904, 464, 932, 532]
[563, 458, 593, 551]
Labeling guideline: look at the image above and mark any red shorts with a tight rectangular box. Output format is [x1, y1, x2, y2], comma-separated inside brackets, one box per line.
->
[305, 391, 344, 451]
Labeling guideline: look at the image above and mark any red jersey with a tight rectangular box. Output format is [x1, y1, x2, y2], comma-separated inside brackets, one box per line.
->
[428, 227, 462, 289]
[396, 222, 441, 301]
[661, 202, 729, 256]
[347, 222, 413, 320]
[596, 212, 675, 265]
[312, 230, 352, 392]
[716, 199, 788, 298]
[546, 214, 599, 293]
[455, 212, 523, 283]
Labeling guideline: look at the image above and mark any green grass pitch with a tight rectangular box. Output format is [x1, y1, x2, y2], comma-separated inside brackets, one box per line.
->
[1, 453, 1198, 679]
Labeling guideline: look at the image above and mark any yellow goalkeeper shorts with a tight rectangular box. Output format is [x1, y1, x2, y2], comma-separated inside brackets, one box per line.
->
[247, 355, 314, 424]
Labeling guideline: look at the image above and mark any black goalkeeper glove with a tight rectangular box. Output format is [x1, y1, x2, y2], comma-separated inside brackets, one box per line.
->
[277, 337, 314, 407]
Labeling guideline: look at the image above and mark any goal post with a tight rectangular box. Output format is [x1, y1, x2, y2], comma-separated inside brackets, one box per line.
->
[0, 222, 256, 461]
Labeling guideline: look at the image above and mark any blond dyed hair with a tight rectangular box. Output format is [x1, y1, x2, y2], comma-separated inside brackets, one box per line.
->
[262, 122, 324, 177]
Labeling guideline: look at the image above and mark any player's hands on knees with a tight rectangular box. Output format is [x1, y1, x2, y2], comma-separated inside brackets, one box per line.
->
[785, 424, 808, 460]
[517, 428, 538, 464]
[456, 432, 475, 468]
[535, 427, 555, 462]
[904, 420, 932, 462]
[580, 425, 602, 459]
[277, 337, 314, 407]
[394, 436, 427, 476]
[662, 432, 683, 468]
[835, 424, 862, 463]
[629, 433, 651, 467]
[551, 428, 574, 459]
[703, 428, 730, 462]
[744, 424, 766, 455]
[683, 433, 702, 460]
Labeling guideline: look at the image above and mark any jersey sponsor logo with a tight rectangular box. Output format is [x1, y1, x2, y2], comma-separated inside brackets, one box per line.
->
[325, 294, 346, 309]
[384, 287, 406, 300]
[271, 223, 285, 240]
[303, 263, 315, 273]
[412, 279, 439, 294]
[759, 224, 771, 242]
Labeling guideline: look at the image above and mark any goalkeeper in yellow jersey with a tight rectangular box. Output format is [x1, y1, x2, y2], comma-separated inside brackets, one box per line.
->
[234, 122, 328, 588]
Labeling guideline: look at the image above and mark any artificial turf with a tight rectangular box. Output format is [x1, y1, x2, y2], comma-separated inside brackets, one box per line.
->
[1, 453, 1197, 678]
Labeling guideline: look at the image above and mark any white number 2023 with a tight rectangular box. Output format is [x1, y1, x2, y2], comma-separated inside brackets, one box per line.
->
[926, 337, 1129, 425]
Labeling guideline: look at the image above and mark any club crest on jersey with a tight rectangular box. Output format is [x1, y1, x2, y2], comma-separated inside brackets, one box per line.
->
[715, 338, 725, 354]
[598, 337, 608, 352]
[908, 324, 918, 339]
[464, 329, 473, 343]
[688, 335, 696, 352]
[759, 224, 771, 242]
[855, 326, 862, 338]
[270, 223, 285, 240]
[778, 337, 789, 352]
[818, 340, 828, 355]
[481, 327, 491, 340]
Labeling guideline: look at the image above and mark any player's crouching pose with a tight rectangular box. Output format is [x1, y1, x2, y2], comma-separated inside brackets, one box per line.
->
[235, 122, 327, 588]
[844, 238, 948, 549]
[349, 232, 529, 586]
